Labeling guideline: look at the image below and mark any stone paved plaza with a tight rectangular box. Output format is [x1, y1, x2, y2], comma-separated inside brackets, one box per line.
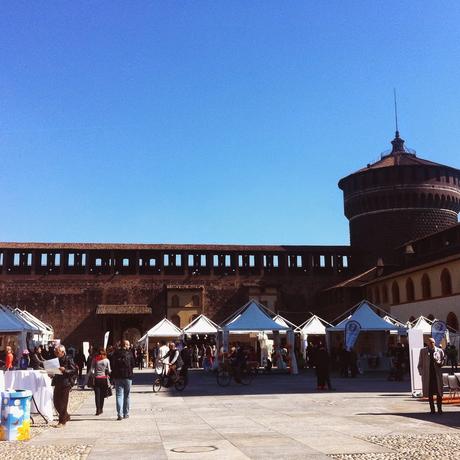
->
[15, 370, 460, 459]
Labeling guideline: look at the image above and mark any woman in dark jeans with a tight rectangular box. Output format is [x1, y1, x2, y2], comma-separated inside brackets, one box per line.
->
[90, 348, 112, 415]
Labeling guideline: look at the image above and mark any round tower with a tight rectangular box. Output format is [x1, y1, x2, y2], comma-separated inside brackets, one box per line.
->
[338, 131, 460, 269]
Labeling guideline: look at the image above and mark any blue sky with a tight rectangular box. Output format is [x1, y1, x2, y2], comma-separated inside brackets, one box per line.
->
[2, 2, 460, 245]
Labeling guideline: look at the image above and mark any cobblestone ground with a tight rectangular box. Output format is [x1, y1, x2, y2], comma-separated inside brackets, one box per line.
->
[0, 389, 91, 459]
[330, 433, 460, 460]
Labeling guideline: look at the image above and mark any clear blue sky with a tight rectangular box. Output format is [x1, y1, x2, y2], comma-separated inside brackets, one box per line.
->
[2, 2, 460, 246]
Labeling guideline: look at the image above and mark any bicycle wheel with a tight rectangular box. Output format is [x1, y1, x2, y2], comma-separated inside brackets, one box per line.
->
[217, 369, 231, 387]
[175, 377, 186, 391]
[240, 367, 254, 385]
[153, 376, 162, 393]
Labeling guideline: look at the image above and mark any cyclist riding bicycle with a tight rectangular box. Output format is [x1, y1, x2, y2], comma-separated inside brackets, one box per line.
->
[229, 343, 246, 384]
[161, 342, 183, 384]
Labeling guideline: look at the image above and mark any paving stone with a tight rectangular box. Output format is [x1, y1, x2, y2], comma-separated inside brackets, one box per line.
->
[6, 369, 458, 459]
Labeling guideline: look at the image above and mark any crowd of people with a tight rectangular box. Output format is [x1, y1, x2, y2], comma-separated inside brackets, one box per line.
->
[0, 332, 458, 426]
[51, 339, 137, 426]
[0, 343, 68, 371]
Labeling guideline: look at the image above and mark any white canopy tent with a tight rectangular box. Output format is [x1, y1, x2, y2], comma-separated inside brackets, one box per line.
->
[410, 316, 433, 334]
[298, 315, 332, 335]
[183, 314, 220, 336]
[0, 305, 39, 356]
[13, 308, 54, 346]
[297, 314, 333, 358]
[223, 300, 291, 333]
[327, 300, 404, 371]
[221, 300, 297, 374]
[410, 316, 451, 344]
[138, 318, 183, 343]
[138, 318, 183, 371]
[330, 301, 401, 332]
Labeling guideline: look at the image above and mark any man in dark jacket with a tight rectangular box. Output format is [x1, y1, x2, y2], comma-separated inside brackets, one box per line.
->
[52, 345, 77, 427]
[111, 340, 135, 420]
[315, 344, 334, 390]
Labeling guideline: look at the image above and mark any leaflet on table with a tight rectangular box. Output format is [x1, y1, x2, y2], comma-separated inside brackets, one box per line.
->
[43, 358, 62, 375]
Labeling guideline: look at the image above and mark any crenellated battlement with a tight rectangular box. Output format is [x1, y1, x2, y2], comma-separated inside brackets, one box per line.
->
[0, 242, 352, 278]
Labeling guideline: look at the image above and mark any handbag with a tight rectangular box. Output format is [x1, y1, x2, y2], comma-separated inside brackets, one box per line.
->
[87, 373, 95, 388]
[105, 378, 113, 398]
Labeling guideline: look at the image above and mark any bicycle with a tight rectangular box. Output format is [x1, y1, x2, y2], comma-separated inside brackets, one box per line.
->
[216, 360, 254, 386]
[153, 364, 187, 392]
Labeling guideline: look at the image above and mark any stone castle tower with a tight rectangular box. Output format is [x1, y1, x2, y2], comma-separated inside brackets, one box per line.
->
[338, 131, 460, 269]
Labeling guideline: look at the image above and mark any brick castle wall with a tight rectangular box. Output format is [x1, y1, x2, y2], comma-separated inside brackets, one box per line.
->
[0, 269, 349, 347]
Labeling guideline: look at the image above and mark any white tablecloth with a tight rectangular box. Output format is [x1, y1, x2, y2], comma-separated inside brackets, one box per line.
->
[0, 370, 54, 421]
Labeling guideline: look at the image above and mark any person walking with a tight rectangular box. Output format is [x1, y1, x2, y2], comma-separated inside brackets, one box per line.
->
[192, 345, 199, 369]
[349, 348, 359, 378]
[446, 344, 458, 373]
[137, 346, 145, 370]
[51, 345, 77, 427]
[111, 340, 135, 420]
[418, 337, 445, 414]
[90, 348, 112, 416]
[315, 344, 334, 390]
[74, 349, 86, 384]
[180, 342, 192, 385]
[82, 346, 96, 389]
[203, 344, 213, 371]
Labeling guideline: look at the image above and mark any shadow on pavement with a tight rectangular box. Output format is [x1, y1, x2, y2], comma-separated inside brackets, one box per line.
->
[357, 411, 460, 428]
[130, 369, 411, 397]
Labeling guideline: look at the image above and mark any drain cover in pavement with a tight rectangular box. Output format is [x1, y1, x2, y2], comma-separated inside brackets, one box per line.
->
[171, 446, 218, 453]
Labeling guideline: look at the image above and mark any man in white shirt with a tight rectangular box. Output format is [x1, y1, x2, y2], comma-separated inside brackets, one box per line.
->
[156, 340, 170, 374]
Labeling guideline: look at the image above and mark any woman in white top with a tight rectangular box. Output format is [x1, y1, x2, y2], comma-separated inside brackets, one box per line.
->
[90, 348, 112, 415]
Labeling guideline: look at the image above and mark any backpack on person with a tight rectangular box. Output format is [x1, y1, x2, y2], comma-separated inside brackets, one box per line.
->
[115, 350, 131, 371]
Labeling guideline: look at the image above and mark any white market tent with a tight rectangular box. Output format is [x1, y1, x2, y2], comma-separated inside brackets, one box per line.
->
[297, 315, 332, 335]
[327, 300, 405, 371]
[410, 316, 433, 334]
[139, 318, 183, 343]
[329, 301, 400, 332]
[297, 315, 333, 358]
[13, 308, 54, 345]
[183, 314, 220, 335]
[138, 318, 183, 370]
[223, 300, 291, 333]
[409, 315, 452, 343]
[221, 300, 298, 374]
[0, 305, 39, 355]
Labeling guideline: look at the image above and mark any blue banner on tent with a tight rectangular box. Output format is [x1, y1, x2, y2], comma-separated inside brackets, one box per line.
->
[431, 320, 447, 346]
[345, 320, 361, 351]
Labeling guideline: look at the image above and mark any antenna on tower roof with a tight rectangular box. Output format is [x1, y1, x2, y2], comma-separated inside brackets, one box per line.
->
[390, 88, 406, 154]
[393, 88, 399, 134]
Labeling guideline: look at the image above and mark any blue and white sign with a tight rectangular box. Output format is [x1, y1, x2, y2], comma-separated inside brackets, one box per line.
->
[345, 320, 361, 351]
[431, 320, 447, 347]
